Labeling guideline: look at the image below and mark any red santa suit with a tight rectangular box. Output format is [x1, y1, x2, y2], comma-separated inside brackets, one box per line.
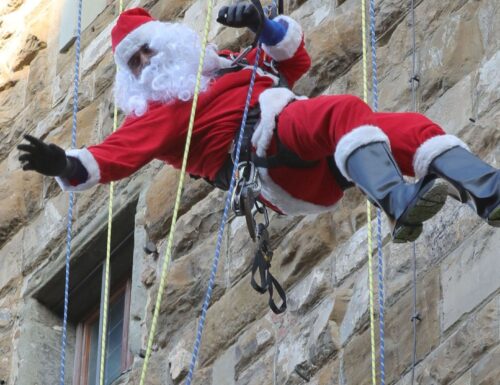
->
[56, 12, 469, 216]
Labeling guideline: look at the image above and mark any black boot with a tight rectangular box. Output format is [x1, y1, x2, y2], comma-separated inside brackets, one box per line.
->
[346, 142, 448, 242]
[428, 146, 500, 226]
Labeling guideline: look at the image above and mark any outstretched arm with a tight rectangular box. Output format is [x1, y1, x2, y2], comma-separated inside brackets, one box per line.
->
[18, 135, 89, 185]
[18, 107, 175, 192]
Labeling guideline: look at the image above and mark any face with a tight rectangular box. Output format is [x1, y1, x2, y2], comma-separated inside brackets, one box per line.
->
[127, 44, 157, 77]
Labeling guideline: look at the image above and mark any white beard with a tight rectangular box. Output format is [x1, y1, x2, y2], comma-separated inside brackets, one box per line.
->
[114, 22, 223, 117]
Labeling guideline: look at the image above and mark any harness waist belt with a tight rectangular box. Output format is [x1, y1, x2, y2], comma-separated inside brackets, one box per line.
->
[202, 105, 354, 191]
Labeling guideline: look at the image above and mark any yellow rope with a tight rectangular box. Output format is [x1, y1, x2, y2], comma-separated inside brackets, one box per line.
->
[362, 0, 377, 383]
[98, 2, 124, 384]
[138, 1, 214, 383]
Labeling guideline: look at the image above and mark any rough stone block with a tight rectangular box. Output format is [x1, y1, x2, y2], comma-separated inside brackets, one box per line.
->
[477, 0, 500, 58]
[0, 331, 13, 385]
[233, 317, 275, 376]
[309, 356, 340, 385]
[197, 273, 269, 368]
[342, 326, 375, 385]
[16, 299, 76, 385]
[0, 229, 23, 293]
[471, 344, 500, 385]
[212, 346, 237, 385]
[21, 193, 68, 275]
[441, 224, 500, 331]
[273, 213, 336, 290]
[477, 49, 500, 117]
[0, 168, 43, 247]
[339, 267, 369, 346]
[169, 338, 194, 381]
[384, 198, 483, 304]
[144, 165, 213, 243]
[0, 0, 23, 16]
[0, 75, 27, 127]
[286, 255, 333, 314]
[12, 33, 47, 71]
[409, 295, 499, 384]
[236, 348, 275, 385]
[418, 1, 483, 103]
[183, 0, 227, 42]
[273, 297, 338, 383]
[81, 21, 115, 77]
[333, 216, 390, 285]
[425, 73, 473, 136]
[452, 371, 472, 385]
[384, 269, 440, 384]
[157, 239, 221, 341]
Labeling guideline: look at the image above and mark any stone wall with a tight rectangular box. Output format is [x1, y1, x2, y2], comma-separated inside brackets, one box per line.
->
[0, 0, 499, 384]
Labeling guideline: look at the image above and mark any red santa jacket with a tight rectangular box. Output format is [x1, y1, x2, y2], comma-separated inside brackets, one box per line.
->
[56, 15, 310, 195]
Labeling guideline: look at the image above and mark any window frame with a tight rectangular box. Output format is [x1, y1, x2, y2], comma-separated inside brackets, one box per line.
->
[73, 278, 133, 385]
[58, 0, 110, 53]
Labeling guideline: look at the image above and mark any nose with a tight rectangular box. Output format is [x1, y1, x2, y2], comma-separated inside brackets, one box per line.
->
[139, 51, 151, 71]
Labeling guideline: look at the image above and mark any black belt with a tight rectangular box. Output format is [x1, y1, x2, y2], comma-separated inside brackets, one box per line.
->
[209, 105, 354, 191]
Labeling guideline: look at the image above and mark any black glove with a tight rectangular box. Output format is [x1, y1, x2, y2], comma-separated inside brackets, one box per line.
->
[18, 134, 70, 177]
[217, 2, 262, 32]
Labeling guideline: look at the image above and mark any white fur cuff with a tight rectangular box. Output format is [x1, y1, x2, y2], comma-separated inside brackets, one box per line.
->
[334, 125, 390, 181]
[262, 15, 303, 61]
[413, 134, 470, 179]
[251, 87, 307, 157]
[56, 148, 101, 192]
[259, 168, 338, 215]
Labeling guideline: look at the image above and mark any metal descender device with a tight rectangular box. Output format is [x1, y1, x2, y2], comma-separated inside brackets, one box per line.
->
[231, 161, 286, 314]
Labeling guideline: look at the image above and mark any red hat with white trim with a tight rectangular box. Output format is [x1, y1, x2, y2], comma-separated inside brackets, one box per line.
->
[111, 8, 160, 69]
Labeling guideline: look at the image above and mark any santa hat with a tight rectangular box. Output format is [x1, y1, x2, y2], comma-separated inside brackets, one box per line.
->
[111, 8, 162, 69]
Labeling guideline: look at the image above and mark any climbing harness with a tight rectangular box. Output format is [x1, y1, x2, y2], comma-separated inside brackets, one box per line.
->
[227, 0, 298, 315]
[231, 159, 287, 313]
[59, 1, 83, 384]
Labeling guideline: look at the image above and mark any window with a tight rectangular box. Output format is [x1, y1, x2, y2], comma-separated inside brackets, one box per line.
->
[74, 279, 133, 385]
[33, 198, 138, 384]
[59, 0, 109, 52]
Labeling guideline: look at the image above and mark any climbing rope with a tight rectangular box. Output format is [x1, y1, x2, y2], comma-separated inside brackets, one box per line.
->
[58, 0, 83, 384]
[97, 1, 125, 383]
[137, 1, 216, 384]
[185, 43, 263, 385]
[409, 0, 420, 383]
[368, 0, 386, 383]
[361, 0, 378, 383]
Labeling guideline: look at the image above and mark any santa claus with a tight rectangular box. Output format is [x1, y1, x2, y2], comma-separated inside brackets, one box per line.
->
[18, 4, 500, 242]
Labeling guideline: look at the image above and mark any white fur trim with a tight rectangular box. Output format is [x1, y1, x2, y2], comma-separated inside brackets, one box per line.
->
[56, 148, 101, 192]
[251, 87, 307, 157]
[334, 125, 390, 181]
[114, 20, 163, 70]
[413, 134, 470, 179]
[250, 87, 334, 215]
[259, 168, 338, 215]
[262, 16, 303, 61]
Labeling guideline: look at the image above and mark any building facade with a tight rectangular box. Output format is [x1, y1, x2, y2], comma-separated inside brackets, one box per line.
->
[0, 0, 499, 384]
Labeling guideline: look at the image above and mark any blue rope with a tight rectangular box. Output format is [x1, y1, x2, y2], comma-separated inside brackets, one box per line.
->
[184, 45, 263, 385]
[369, 0, 385, 384]
[59, 0, 83, 383]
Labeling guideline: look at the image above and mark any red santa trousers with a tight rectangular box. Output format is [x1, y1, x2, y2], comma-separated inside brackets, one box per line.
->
[259, 94, 453, 214]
